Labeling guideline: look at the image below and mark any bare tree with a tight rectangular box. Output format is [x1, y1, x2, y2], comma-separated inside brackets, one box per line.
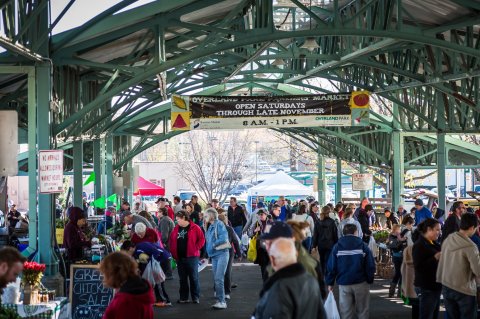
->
[175, 131, 251, 204]
[460, 135, 480, 184]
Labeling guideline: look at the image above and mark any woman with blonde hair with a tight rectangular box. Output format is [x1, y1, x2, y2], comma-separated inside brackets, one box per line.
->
[291, 203, 315, 252]
[204, 208, 230, 309]
[286, 220, 328, 300]
[100, 252, 154, 319]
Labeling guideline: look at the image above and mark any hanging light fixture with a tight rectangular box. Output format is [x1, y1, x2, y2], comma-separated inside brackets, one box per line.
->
[300, 0, 319, 51]
[272, 58, 285, 66]
[255, 73, 267, 78]
[301, 37, 320, 51]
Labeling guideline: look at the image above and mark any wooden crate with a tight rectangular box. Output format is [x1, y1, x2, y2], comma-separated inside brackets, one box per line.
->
[376, 261, 395, 279]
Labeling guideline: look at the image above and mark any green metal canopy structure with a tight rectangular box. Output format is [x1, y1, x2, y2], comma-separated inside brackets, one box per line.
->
[1, 0, 480, 273]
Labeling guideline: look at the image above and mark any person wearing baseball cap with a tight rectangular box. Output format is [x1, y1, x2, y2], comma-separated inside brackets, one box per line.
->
[414, 198, 433, 225]
[156, 197, 174, 220]
[243, 202, 266, 234]
[121, 210, 154, 229]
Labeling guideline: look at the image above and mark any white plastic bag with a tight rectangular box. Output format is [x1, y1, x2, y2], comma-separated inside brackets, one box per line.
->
[142, 260, 156, 287]
[151, 258, 166, 284]
[142, 258, 165, 286]
[368, 235, 378, 258]
[241, 233, 249, 246]
[324, 291, 340, 319]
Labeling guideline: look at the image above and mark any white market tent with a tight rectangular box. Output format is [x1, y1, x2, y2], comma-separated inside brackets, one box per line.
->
[248, 171, 312, 196]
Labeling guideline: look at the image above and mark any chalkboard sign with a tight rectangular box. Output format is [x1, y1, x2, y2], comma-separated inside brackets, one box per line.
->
[69, 264, 114, 319]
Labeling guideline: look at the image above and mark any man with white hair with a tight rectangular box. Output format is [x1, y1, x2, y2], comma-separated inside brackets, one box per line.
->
[131, 222, 160, 245]
[253, 238, 326, 319]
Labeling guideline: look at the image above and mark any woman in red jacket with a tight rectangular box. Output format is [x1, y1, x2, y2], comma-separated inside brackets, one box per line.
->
[168, 210, 205, 304]
[100, 252, 154, 319]
[131, 222, 159, 245]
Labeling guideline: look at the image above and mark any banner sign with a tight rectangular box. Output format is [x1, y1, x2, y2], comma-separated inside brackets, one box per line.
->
[352, 173, 373, 191]
[171, 91, 370, 130]
[39, 150, 64, 194]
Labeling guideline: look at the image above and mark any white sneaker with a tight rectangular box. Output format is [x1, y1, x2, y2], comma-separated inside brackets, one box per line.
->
[212, 302, 227, 309]
[225, 294, 230, 300]
[198, 259, 209, 272]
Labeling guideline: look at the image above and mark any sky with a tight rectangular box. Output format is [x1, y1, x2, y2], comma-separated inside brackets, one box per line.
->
[51, 0, 154, 34]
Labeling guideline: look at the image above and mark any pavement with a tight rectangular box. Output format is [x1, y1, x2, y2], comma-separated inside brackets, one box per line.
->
[154, 262, 415, 319]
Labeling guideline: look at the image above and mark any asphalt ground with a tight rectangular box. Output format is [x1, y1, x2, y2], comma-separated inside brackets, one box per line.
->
[154, 262, 416, 319]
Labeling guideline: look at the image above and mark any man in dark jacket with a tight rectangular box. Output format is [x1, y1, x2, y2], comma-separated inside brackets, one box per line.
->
[326, 223, 376, 319]
[441, 201, 465, 242]
[253, 238, 326, 319]
[228, 197, 246, 240]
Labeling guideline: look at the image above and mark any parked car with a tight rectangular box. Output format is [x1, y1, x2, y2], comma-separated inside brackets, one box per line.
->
[176, 190, 197, 201]
[229, 183, 253, 196]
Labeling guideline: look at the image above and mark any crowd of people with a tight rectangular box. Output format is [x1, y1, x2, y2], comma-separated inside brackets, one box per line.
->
[1, 193, 480, 319]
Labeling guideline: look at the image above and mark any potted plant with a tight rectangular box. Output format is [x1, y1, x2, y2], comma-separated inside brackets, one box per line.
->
[21, 261, 46, 305]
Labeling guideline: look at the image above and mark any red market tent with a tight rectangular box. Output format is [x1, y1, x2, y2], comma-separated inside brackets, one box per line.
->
[133, 176, 165, 196]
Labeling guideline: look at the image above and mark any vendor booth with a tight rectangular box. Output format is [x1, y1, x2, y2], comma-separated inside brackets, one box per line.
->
[247, 171, 314, 213]
[133, 176, 165, 196]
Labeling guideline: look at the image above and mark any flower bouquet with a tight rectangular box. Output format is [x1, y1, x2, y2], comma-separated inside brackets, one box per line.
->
[21, 261, 46, 305]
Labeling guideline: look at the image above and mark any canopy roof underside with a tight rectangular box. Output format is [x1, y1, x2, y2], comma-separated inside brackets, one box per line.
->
[1, 0, 480, 171]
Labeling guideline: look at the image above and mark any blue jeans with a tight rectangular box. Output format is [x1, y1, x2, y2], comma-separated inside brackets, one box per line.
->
[212, 251, 229, 303]
[233, 226, 243, 241]
[177, 257, 200, 301]
[415, 287, 441, 319]
[443, 286, 477, 319]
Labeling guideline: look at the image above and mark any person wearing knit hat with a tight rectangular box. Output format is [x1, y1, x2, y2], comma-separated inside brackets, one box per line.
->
[414, 198, 433, 225]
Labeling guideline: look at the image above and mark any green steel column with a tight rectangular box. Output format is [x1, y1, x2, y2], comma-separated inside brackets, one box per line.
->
[436, 89, 447, 213]
[105, 136, 113, 196]
[336, 158, 342, 203]
[100, 139, 106, 197]
[73, 141, 83, 207]
[127, 160, 133, 204]
[359, 164, 366, 199]
[317, 149, 326, 204]
[437, 133, 446, 211]
[36, 64, 57, 274]
[123, 164, 128, 203]
[27, 68, 38, 254]
[93, 139, 102, 198]
[392, 130, 405, 212]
